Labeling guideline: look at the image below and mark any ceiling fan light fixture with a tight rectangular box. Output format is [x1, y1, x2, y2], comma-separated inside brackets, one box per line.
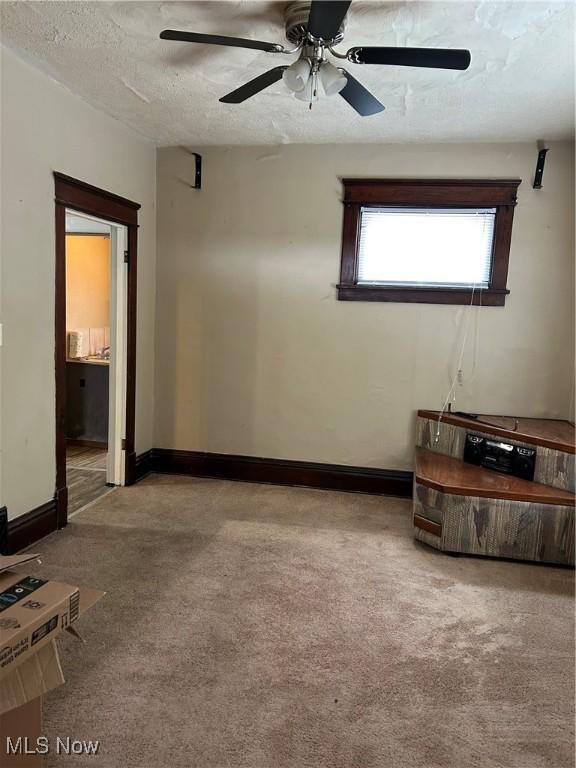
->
[294, 78, 319, 103]
[319, 61, 347, 96]
[282, 58, 311, 92]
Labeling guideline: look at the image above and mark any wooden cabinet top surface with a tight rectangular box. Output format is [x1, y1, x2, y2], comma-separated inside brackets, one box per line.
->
[416, 447, 575, 506]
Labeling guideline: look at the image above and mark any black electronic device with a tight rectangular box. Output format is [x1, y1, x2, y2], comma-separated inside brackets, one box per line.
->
[463, 434, 536, 481]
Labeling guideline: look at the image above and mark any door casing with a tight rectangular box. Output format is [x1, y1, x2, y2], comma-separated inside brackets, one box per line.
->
[54, 173, 140, 527]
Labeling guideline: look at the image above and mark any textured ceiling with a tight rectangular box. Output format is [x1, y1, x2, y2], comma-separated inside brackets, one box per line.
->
[0, 1, 573, 146]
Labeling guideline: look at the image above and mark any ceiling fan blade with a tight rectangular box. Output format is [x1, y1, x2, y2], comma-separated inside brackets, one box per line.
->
[348, 46, 471, 70]
[160, 30, 282, 53]
[307, 1, 352, 40]
[339, 69, 385, 116]
[219, 67, 288, 104]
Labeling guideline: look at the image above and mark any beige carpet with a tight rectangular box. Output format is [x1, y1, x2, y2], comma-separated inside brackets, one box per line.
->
[26, 474, 574, 768]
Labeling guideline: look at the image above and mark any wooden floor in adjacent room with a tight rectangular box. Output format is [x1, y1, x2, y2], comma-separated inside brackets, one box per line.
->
[27, 474, 575, 768]
[66, 444, 112, 514]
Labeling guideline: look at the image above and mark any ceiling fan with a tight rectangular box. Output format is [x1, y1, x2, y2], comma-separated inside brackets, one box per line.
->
[160, 1, 471, 117]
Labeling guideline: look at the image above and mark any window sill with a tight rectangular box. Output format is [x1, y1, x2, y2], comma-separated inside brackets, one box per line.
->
[336, 285, 509, 306]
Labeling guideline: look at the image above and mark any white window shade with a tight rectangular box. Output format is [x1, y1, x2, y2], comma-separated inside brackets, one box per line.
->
[357, 207, 496, 288]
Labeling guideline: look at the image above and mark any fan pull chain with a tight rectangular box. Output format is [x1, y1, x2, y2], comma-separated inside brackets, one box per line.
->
[309, 70, 319, 110]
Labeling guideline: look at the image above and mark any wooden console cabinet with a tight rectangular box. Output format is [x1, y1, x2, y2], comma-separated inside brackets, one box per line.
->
[414, 411, 575, 566]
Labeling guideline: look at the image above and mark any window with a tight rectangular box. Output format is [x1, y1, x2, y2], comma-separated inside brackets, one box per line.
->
[357, 207, 496, 288]
[338, 179, 521, 305]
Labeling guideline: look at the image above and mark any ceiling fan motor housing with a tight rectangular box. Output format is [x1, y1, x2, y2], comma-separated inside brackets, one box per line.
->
[284, 1, 346, 45]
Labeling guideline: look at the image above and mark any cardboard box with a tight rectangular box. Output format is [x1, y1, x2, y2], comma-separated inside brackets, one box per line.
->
[0, 554, 104, 767]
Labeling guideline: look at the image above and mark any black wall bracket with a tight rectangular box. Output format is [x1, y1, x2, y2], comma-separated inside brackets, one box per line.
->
[192, 152, 202, 190]
[533, 143, 549, 189]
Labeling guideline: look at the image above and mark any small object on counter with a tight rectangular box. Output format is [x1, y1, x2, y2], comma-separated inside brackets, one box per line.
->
[68, 329, 87, 359]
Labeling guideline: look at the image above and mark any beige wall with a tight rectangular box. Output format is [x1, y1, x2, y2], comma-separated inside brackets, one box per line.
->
[65, 235, 110, 332]
[0, 45, 156, 520]
[155, 142, 575, 470]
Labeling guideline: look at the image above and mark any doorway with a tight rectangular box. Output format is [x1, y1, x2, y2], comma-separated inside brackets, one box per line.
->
[54, 174, 140, 527]
[64, 211, 127, 513]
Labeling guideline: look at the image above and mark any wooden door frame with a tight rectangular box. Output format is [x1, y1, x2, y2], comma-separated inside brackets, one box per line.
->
[54, 173, 140, 528]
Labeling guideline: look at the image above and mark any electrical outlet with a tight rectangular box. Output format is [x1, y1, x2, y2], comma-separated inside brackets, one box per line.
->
[0, 507, 8, 554]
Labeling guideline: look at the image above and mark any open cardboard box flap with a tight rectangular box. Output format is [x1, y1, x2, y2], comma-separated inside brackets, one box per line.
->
[0, 555, 41, 575]
[78, 585, 105, 616]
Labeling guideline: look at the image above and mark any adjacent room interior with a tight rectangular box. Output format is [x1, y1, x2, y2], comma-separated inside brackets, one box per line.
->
[0, 2, 574, 767]
[65, 212, 112, 513]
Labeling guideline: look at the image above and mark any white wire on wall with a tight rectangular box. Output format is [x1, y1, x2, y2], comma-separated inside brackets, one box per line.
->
[433, 213, 491, 442]
[434, 276, 485, 443]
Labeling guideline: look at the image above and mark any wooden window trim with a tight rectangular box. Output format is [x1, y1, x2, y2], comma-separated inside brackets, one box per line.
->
[338, 178, 521, 306]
